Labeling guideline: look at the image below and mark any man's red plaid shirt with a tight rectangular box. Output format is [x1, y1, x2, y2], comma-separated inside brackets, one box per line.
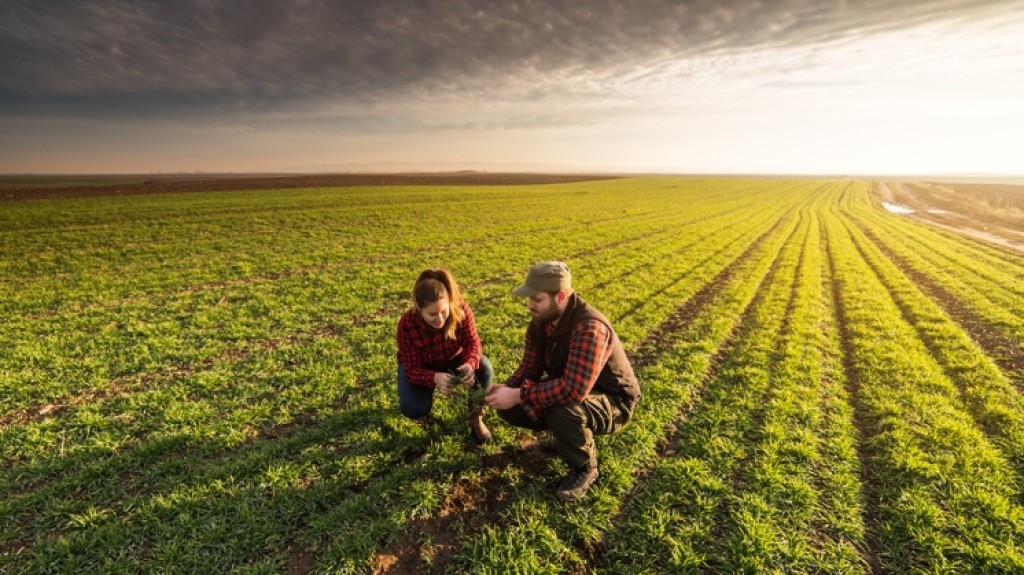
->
[505, 318, 613, 420]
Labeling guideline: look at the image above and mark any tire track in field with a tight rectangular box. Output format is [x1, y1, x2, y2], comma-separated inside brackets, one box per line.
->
[804, 205, 872, 572]
[366, 205, 790, 568]
[822, 216, 884, 575]
[841, 217, 1024, 486]
[851, 222, 1024, 387]
[590, 212, 800, 570]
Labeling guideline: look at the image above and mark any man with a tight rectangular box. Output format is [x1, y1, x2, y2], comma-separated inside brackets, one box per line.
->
[485, 261, 640, 501]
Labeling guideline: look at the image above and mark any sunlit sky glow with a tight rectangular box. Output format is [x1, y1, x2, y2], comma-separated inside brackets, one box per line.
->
[2, 0, 1022, 175]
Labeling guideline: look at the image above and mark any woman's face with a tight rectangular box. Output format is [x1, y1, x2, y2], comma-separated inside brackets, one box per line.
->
[419, 296, 450, 329]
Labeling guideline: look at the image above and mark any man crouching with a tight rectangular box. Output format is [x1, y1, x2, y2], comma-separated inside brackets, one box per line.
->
[485, 261, 640, 501]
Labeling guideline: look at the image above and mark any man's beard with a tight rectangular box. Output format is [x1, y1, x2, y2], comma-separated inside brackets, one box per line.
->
[534, 305, 562, 326]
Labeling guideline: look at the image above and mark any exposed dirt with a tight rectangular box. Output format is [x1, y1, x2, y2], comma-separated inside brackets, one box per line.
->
[371, 442, 553, 574]
[0, 172, 619, 201]
[876, 182, 1024, 254]
[287, 541, 319, 575]
[589, 216, 803, 571]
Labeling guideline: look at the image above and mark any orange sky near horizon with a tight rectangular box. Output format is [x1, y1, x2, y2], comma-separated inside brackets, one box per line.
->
[2, 1, 1022, 176]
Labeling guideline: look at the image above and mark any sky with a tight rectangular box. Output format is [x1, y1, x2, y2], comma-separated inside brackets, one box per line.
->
[2, 0, 1023, 176]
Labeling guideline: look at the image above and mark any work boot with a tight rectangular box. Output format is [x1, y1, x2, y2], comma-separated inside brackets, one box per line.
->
[468, 405, 492, 444]
[555, 463, 599, 502]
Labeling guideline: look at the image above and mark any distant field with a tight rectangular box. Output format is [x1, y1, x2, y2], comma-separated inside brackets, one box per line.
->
[0, 173, 332, 190]
[879, 181, 1024, 252]
[2, 177, 1023, 573]
[0, 172, 618, 199]
[0, 173, 286, 190]
[902, 182, 1024, 219]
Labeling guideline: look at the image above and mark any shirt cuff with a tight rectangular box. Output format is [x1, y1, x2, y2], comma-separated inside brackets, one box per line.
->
[519, 385, 538, 420]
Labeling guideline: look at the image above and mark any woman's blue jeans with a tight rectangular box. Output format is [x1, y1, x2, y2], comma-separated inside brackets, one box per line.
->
[397, 355, 493, 419]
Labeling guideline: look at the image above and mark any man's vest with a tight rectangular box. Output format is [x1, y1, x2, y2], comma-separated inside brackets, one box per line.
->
[528, 293, 640, 409]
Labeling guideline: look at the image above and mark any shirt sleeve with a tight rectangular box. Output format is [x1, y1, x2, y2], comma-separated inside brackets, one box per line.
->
[396, 311, 436, 387]
[458, 301, 483, 370]
[520, 319, 612, 419]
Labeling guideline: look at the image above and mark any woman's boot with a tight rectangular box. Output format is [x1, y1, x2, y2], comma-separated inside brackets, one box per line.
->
[468, 402, 492, 443]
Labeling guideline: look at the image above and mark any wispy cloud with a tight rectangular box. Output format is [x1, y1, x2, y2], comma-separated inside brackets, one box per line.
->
[2, 0, 1021, 174]
[3, 0, 1017, 118]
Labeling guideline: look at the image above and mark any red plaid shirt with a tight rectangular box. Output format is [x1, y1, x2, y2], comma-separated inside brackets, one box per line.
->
[505, 318, 613, 420]
[396, 300, 482, 388]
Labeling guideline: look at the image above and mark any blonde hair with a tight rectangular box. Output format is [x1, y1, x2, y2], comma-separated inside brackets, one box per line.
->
[412, 268, 465, 339]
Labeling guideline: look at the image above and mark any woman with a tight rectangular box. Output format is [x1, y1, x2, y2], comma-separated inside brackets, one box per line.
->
[396, 268, 493, 443]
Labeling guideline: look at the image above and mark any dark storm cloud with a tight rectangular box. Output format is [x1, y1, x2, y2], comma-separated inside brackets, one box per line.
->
[0, 0, 1012, 119]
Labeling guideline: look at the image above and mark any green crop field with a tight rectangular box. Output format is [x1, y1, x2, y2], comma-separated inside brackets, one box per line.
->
[2, 177, 1023, 574]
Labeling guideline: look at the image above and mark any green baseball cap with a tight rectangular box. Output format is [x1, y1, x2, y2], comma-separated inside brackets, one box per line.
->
[512, 261, 572, 297]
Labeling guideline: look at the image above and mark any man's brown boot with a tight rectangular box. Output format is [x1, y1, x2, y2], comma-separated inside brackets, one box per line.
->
[468, 405, 493, 444]
[555, 462, 599, 502]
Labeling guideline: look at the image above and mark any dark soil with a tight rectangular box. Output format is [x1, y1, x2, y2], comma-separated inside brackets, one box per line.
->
[1, 172, 619, 201]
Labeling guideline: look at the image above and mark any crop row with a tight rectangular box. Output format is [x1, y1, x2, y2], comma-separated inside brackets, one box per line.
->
[597, 187, 867, 573]
[0, 180, 751, 316]
[824, 184, 1024, 572]
[1, 179, 743, 412]
[3, 178, 1023, 573]
[845, 188, 1024, 384]
[2, 178, 803, 572]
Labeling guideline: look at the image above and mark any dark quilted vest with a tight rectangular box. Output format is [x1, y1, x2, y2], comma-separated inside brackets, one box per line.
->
[529, 293, 640, 407]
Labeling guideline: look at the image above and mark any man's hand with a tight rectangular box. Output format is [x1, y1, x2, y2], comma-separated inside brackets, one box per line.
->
[484, 384, 522, 410]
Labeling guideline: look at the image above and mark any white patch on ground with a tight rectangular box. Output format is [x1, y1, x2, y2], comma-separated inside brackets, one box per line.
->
[880, 181, 1024, 254]
[883, 202, 915, 214]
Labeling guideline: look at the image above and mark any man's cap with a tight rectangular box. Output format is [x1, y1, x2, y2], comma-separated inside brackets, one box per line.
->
[512, 261, 572, 297]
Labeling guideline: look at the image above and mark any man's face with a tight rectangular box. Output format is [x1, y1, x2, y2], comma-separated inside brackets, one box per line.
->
[527, 292, 561, 325]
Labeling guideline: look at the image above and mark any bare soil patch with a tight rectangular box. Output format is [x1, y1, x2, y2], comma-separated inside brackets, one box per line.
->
[0, 172, 619, 201]
[371, 444, 551, 574]
[876, 182, 1024, 254]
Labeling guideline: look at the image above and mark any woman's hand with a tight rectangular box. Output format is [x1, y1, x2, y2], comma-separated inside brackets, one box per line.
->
[434, 371, 454, 393]
[455, 363, 475, 387]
